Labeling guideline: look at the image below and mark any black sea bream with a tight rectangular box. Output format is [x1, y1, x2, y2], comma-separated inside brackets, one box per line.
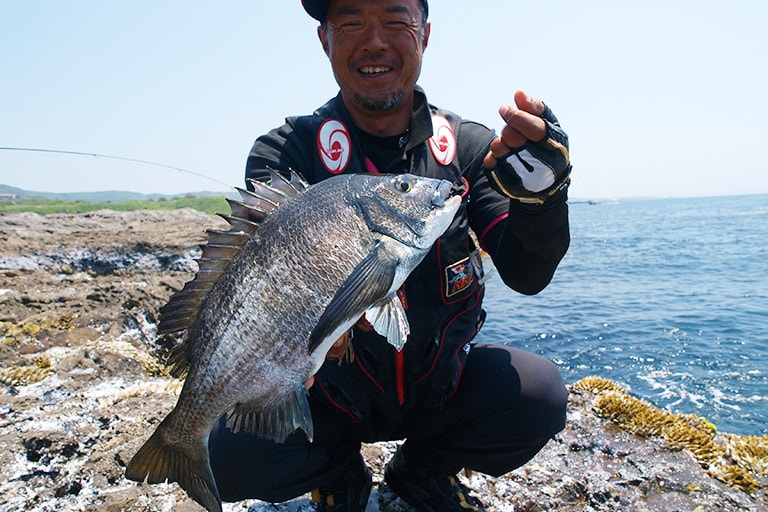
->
[125, 171, 461, 512]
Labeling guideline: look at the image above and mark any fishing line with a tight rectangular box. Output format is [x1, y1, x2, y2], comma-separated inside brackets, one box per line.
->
[456, 134, 496, 184]
[0, 146, 234, 190]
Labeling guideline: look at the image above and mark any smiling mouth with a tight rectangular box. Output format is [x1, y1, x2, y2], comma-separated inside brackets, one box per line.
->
[359, 66, 392, 76]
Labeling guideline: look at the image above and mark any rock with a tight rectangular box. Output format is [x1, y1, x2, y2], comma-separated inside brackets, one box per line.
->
[0, 210, 765, 512]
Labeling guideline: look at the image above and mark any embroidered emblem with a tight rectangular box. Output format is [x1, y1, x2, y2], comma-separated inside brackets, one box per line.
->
[445, 257, 475, 297]
[428, 115, 456, 166]
[317, 119, 351, 174]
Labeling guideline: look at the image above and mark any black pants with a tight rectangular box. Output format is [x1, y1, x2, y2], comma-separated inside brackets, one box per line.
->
[209, 344, 568, 503]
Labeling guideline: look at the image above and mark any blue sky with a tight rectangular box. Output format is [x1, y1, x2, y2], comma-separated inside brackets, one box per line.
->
[1, 1, 766, 199]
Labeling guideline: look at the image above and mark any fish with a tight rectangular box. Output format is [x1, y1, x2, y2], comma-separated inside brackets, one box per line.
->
[124, 170, 461, 512]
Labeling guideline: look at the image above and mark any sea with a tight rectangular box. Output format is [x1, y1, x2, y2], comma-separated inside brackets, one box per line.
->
[475, 193, 767, 437]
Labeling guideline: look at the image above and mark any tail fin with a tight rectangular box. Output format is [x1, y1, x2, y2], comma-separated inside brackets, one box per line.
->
[125, 415, 222, 512]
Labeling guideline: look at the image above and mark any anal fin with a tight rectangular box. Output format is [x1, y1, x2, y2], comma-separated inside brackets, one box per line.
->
[226, 384, 314, 443]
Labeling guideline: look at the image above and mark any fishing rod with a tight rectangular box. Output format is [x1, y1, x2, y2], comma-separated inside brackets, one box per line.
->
[1, 140, 499, 193]
[0, 146, 235, 191]
[459, 134, 496, 180]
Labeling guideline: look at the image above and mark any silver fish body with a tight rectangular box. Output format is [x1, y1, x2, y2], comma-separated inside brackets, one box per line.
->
[125, 172, 461, 512]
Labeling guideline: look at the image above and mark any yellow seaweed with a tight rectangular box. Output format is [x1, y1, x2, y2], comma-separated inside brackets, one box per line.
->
[0, 315, 75, 345]
[575, 376, 764, 493]
[0, 365, 53, 386]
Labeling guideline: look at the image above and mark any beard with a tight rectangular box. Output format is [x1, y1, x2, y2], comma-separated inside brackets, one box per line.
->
[352, 89, 405, 112]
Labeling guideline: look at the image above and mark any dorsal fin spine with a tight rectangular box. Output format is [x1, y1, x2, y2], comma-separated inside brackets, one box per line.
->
[158, 169, 310, 342]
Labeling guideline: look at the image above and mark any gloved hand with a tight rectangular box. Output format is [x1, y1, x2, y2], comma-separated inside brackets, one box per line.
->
[483, 91, 572, 205]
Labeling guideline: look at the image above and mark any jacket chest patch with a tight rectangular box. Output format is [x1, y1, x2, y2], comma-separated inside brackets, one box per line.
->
[428, 115, 457, 166]
[317, 119, 351, 174]
[445, 257, 475, 297]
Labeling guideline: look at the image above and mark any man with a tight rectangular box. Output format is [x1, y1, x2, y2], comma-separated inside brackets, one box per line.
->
[208, 1, 572, 510]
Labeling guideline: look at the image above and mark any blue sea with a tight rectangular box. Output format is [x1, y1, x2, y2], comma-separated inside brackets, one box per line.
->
[475, 194, 767, 436]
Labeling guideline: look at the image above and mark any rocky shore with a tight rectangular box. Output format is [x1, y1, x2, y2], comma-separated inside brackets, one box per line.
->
[1, 209, 765, 511]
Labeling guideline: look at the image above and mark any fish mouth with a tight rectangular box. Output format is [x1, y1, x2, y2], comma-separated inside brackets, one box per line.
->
[432, 180, 454, 207]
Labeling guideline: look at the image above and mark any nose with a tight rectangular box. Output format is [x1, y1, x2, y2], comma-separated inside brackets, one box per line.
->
[360, 20, 387, 51]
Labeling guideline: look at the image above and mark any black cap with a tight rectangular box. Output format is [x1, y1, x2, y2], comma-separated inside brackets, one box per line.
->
[302, 0, 428, 22]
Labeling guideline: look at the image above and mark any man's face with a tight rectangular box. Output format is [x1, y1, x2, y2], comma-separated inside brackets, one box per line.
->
[319, 0, 430, 115]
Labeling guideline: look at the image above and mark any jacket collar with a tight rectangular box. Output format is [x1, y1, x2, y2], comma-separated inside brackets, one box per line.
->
[324, 85, 434, 152]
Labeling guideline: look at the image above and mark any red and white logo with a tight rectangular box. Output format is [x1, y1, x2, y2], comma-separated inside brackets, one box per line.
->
[317, 119, 351, 174]
[428, 115, 456, 166]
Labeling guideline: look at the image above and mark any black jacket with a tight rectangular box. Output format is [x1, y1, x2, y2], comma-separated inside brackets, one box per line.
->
[245, 88, 570, 430]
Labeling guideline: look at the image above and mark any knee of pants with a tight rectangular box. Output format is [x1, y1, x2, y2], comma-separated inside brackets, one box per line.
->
[209, 417, 360, 503]
[463, 345, 567, 440]
[520, 354, 568, 436]
[480, 346, 568, 438]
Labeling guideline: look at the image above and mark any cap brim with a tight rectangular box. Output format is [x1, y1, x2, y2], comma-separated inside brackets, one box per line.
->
[302, 0, 427, 22]
[302, 0, 326, 21]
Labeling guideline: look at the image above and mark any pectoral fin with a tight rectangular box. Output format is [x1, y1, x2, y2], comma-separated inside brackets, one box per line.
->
[365, 295, 410, 351]
[308, 243, 397, 354]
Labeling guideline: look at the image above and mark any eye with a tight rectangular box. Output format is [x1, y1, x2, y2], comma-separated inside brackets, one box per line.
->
[339, 21, 363, 31]
[397, 180, 412, 193]
[384, 20, 410, 29]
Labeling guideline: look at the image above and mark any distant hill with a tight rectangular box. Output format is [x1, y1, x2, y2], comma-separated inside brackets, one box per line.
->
[0, 183, 234, 202]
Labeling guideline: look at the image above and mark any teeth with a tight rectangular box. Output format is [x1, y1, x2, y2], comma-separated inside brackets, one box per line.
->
[360, 66, 390, 74]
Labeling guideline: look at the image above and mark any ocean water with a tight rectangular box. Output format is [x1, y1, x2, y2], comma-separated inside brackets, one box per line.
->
[475, 194, 768, 436]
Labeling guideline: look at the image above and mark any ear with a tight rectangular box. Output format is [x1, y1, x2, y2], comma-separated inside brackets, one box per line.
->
[318, 25, 331, 57]
[421, 21, 431, 50]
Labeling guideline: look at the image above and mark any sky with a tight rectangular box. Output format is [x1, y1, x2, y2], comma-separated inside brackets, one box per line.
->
[1, 0, 767, 200]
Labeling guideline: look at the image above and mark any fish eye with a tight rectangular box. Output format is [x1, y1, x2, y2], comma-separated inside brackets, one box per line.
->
[396, 180, 412, 193]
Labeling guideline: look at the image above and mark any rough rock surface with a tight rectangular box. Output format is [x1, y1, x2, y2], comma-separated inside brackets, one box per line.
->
[0, 210, 765, 512]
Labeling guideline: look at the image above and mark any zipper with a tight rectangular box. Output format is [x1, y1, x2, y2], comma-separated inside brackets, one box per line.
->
[395, 348, 406, 406]
[395, 286, 408, 407]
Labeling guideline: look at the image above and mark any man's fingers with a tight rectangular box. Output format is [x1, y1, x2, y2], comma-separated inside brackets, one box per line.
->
[499, 124, 527, 150]
[326, 331, 350, 360]
[482, 151, 498, 169]
[487, 136, 509, 159]
[484, 91, 549, 169]
[513, 89, 546, 116]
[499, 104, 547, 143]
[355, 315, 373, 332]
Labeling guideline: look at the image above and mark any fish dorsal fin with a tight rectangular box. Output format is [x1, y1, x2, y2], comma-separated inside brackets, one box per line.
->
[244, 168, 309, 207]
[157, 169, 310, 343]
[226, 197, 272, 224]
[157, 228, 247, 336]
[216, 213, 260, 235]
[226, 383, 314, 443]
[263, 167, 310, 196]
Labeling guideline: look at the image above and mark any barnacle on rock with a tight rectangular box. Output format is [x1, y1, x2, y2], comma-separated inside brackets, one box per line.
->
[32, 356, 52, 369]
[575, 376, 765, 493]
[592, 390, 677, 437]
[663, 420, 718, 466]
[723, 433, 768, 476]
[0, 364, 53, 386]
[573, 376, 627, 394]
[0, 315, 75, 345]
[708, 462, 759, 492]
